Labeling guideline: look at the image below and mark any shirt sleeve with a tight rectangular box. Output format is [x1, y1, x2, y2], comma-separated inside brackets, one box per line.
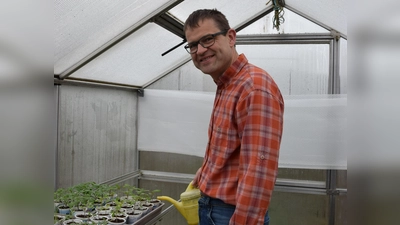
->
[230, 89, 284, 225]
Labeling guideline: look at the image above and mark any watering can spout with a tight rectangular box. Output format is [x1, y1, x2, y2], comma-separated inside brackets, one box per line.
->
[157, 181, 200, 225]
[156, 196, 186, 216]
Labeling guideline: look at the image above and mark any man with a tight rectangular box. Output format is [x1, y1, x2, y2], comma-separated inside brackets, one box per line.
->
[184, 9, 285, 225]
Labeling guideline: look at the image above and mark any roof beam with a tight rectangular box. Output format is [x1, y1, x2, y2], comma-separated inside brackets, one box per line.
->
[152, 12, 185, 39]
[151, 11, 186, 56]
[236, 33, 333, 45]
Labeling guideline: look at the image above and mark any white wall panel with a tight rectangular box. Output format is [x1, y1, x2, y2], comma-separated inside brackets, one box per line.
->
[57, 84, 137, 188]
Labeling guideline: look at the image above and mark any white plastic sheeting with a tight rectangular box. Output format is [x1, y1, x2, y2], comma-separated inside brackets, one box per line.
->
[68, 23, 188, 87]
[238, 8, 328, 35]
[54, 0, 346, 89]
[138, 90, 346, 169]
[286, 0, 347, 36]
[236, 44, 330, 95]
[54, 0, 173, 75]
[138, 90, 212, 155]
[170, 0, 269, 29]
[279, 95, 347, 169]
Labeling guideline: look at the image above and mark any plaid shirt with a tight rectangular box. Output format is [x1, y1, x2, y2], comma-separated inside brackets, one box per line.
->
[194, 54, 284, 225]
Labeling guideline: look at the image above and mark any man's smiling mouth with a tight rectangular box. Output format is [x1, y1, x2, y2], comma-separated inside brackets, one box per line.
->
[200, 55, 214, 62]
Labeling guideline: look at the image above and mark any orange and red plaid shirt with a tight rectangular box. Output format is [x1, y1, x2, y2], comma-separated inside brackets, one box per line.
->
[194, 54, 284, 225]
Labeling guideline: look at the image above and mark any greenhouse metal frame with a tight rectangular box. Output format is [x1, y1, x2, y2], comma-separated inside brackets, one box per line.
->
[54, 1, 347, 225]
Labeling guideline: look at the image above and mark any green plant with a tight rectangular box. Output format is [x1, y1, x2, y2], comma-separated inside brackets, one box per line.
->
[98, 220, 108, 225]
[91, 215, 109, 225]
[64, 222, 81, 225]
[122, 184, 133, 197]
[150, 189, 161, 200]
[136, 188, 150, 201]
[55, 182, 161, 223]
[54, 214, 65, 224]
[93, 183, 114, 204]
[108, 184, 121, 199]
[266, 0, 285, 31]
[58, 188, 73, 207]
[110, 199, 125, 217]
[54, 188, 66, 203]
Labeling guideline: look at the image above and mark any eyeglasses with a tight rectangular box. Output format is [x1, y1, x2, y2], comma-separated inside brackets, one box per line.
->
[184, 30, 228, 54]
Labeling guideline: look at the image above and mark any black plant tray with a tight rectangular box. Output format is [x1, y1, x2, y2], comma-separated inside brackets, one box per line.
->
[129, 203, 165, 225]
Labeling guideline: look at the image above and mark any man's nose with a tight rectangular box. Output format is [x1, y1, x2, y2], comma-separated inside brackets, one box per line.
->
[196, 44, 208, 54]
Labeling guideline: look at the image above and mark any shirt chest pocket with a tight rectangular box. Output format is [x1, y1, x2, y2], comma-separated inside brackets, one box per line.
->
[209, 101, 238, 149]
[208, 126, 239, 169]
[210, 125, 236, 148]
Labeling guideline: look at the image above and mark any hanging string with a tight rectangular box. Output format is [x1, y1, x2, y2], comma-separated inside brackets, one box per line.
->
[266, 0, 285, 31]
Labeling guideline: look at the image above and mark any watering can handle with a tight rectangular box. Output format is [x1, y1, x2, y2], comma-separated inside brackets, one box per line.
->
[185, 181, 198, 192]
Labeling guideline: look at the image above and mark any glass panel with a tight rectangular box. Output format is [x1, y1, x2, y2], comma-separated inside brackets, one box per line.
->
[236, 44, 330, 95]
[169, 0, 268, 29]
[339, 38, 347, 94]
[54, 0, 172, 75]
[238, 8, 328, 35]
[69, 23, 189, 87]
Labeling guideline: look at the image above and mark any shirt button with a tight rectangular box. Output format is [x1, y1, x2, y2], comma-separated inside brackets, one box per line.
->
[260, 155, 265, 159]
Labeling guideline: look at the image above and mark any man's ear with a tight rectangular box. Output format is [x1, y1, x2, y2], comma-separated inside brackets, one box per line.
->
[227, 29, 237, 47]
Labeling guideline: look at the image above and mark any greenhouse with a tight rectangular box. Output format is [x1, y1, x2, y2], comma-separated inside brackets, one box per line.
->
[54, 0, 347, 225]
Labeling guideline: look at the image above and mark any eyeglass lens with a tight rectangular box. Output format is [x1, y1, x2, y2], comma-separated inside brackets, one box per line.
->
[188, 35, 215, 53]
[185, 30, 227, 54]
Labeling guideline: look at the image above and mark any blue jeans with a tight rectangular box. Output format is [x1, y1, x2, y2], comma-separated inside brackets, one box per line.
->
[198, 195, 270, 225]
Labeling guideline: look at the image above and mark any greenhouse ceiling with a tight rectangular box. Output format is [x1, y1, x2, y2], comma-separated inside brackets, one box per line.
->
[54, 0, 346, 88]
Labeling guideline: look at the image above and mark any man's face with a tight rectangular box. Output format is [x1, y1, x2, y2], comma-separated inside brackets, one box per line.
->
[185, 19, 235, 80]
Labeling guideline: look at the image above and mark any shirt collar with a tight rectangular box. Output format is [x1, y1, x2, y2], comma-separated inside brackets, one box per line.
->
[215, 54, 248, 87]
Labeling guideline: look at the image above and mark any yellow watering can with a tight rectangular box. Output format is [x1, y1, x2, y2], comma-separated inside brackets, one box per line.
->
[157, 181, 201, 225]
